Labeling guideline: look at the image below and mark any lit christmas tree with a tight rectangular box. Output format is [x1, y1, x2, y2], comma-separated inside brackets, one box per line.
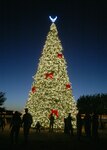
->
[25, 16, 78, 129]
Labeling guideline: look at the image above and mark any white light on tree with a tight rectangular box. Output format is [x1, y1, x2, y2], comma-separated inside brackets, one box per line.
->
[24, 17, 78, 129]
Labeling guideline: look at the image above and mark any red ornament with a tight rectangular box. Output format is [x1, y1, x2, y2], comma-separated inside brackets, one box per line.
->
[51, 109, 59, 117]
[66, 84, 71, 89]
[57, 53, 62, 58]
[32, 86, 36, 93]
[45, 72, 53, 79]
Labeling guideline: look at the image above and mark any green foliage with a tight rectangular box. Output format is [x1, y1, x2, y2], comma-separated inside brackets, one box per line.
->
[77, 93, 107, 114]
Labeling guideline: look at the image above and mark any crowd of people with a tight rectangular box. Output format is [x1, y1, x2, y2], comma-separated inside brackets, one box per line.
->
[10, 108, 33, 144]
[76, 111, 99, 140]
[63, 111, 99, 141]
[0, 109, 100, 144]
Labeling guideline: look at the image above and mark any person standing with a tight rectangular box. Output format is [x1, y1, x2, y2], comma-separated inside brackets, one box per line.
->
[0, 115, 6, 132]
[49, 113, 54, 132]
[91, 112, 99, 140]
[84, 112, 91, 138]
[35, 121, 41, 133]
[67, 113, 74, 136]
[64, 117, 69, 134]
[76, 111, 83, 140]
[10, 111, 21, 144]
[22, 108, 33, 143]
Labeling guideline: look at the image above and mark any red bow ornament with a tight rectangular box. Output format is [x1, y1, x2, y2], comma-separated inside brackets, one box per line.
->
[51, 109, 59, 117]
[45, 72, 53, 79]
[66, 84, 71, 89]
[32, 86, 36, 93]
[57, 53, 63, 58]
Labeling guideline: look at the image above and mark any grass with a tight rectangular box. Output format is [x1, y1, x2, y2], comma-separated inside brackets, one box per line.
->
[0, 124, 107, 150]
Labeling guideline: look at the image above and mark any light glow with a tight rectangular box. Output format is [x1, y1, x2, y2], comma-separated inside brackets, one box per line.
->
[49, 16, 57, 23]
[24, 22, 78, 129]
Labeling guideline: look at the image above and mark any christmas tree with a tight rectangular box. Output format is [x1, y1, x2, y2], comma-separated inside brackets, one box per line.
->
[25, 16, 78, 129]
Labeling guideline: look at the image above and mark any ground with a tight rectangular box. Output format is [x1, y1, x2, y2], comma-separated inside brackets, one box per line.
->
[0, 124, 107, 150]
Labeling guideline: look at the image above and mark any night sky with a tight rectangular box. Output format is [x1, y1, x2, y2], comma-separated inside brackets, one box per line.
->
[0, 0, 107, 111]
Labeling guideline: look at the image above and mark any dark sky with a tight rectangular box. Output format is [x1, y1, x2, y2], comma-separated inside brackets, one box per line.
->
[0, 0, 107, 111]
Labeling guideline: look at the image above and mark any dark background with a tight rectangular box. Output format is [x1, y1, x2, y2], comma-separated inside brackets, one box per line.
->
[0, 0, 107, 111]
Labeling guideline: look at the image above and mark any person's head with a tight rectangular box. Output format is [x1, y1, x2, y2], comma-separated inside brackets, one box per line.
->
[15, 111, 18, 115]
[25, 108, 28, 113]
[68, 113, 71, 116]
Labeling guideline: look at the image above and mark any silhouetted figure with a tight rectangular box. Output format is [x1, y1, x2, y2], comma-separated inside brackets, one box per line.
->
[0, 115, 6, 132]
[92, 112, 99, 140]
[22, 108, 33, 143]
[64, 117, 69, 134]
[35, 121, 41, 133]
[49, 113, 54, 132]
[76, 111, 83, 140]
[84, 113, 91, 138]
[67, 113, 73, 136]
[10, 111, 21, 144]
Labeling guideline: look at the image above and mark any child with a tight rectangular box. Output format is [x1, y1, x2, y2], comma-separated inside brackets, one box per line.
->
[35, 121, 41, 133]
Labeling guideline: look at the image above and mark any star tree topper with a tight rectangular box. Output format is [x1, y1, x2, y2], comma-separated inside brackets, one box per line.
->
[49, 16, 57, 23]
